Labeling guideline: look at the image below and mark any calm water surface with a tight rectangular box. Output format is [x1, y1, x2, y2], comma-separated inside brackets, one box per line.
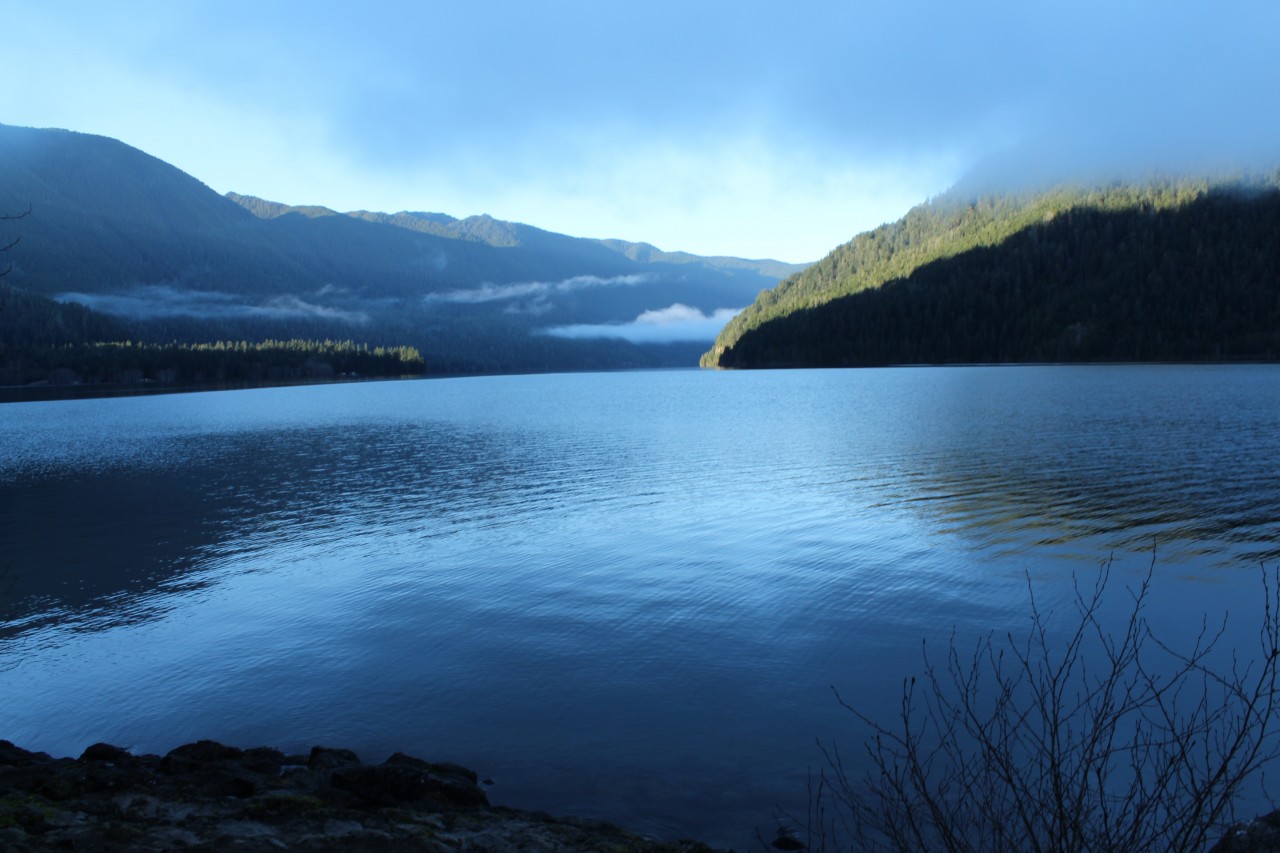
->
[2, 365, 1279, 848]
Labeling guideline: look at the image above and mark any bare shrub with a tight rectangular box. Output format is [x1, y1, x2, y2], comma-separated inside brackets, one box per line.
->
[808, 559, 1280, 853]
[1, 204, 29, 276]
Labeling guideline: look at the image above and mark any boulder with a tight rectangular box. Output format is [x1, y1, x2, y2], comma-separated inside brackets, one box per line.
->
[79, 743, 134, 764]
[307, 745, 361, 771]
[330, 754, 488, 809]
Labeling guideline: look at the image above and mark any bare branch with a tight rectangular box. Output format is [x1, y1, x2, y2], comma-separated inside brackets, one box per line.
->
[0, 204, 30, 276]
[812, 558, 1280, 852]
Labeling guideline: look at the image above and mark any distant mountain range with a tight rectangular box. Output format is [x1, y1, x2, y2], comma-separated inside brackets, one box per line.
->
[12, 122, 1274, 381]
[0, 123, 804, 375]
[703, 170, 1280, 367]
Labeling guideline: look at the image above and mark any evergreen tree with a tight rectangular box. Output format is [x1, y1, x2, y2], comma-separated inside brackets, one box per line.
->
[704, 173, 1280, 368]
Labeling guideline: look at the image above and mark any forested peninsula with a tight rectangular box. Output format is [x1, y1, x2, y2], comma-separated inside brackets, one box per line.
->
[702, 173, 1280, 368]
[0, 336, 425, 390]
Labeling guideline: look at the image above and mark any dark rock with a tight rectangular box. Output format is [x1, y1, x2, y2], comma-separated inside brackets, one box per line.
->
[0, 827, 28, 847]
[388, 752, 477, 782]
[160, 740, 243, 775]
[156, 740, 273, 800]
[308, 745, 361, 771]
[223, 774, 259, 798]
[79, 743, 133, 764]
[383, 752, 487, 805]
[384, 752, 434, 771]
[0, 740, 54, 768]
[0, 737, 728, 851]
[429, 770, 490, 807]
[241, 746, 285, 777]
[331, 757, 489, 809]
[10, 802, 53, 833]
[33, 770, 81, 801]
[331, 763, 431, 806]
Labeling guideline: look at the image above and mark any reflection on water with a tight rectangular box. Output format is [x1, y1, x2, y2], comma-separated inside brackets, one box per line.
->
[1, 365, 1278, 848]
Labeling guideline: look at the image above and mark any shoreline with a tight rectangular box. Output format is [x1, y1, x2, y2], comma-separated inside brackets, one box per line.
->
[0, 738, 728, 851]
[0, 374, 428, 406]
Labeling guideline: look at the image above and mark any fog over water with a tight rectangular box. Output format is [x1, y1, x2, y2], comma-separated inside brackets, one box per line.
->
[544, 304, 742, 343]
[57, 285, 371, 325]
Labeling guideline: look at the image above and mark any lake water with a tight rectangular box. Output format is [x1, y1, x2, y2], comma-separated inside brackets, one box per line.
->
[2, 365, 1279, 849]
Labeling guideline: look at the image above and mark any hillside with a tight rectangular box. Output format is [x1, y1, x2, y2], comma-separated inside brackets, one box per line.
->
[702, 173, 1280, 368]
[0, 123, 798, 376]
[0, 283, 128, 350]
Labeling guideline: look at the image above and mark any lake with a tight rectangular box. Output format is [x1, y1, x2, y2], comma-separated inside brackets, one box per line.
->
[2, 365, 1279, 849]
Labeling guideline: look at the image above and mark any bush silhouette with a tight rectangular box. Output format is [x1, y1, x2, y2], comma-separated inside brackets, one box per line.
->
[807, 560, 1280, 852]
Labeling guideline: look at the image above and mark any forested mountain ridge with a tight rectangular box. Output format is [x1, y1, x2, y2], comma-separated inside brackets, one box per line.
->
[0, 123, 799, 375]
[702, 173, 1280, 367]
[266, 198, 804, 280]
[0, 282, 128, 352]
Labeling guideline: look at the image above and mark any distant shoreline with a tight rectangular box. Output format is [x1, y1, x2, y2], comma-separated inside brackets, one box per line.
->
[8, 359, 1280, 405]
[0, 373, 428, 405]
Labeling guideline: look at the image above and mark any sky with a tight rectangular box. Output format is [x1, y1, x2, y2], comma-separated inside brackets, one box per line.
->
[5, 1, 1280, 263]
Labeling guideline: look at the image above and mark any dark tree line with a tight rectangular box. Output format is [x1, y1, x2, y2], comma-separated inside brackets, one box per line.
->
[709, 180, 1280, 368]
[1, 339, 425, 388]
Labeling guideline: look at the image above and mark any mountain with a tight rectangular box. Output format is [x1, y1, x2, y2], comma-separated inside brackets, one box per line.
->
[0, 123, 802, 374]
[0, 282, 127, 349]
[702, 172, 1280, 368]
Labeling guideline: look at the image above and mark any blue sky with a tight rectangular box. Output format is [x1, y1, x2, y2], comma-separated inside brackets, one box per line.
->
[5, 1, 1279, 262]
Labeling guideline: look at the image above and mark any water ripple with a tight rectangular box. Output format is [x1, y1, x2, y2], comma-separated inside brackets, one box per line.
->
[1, 366, 1279, 850]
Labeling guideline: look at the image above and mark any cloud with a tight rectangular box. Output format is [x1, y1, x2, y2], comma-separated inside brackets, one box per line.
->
[543, 304, 742, 344]
[10, 2, 1280, 261]
[56, 286, 369, 324]
[423, 273, 650, 305]
[261, 295, 369, 324]
[503, 300, 554, 317]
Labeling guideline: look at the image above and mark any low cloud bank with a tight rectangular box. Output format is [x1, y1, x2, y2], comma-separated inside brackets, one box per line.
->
[424, 273, 649, 305]
[57, 286, 369, 324]
[543, 303, 741, 344]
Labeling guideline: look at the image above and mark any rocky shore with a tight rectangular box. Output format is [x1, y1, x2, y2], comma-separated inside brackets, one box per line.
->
[0, 739, 728, 851]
